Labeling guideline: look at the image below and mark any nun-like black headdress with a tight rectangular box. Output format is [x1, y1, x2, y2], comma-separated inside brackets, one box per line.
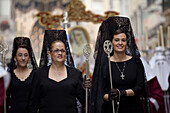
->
[90, 16, 150, 113]
[8, 37, 38, 72]
[39, 30, 74, 68]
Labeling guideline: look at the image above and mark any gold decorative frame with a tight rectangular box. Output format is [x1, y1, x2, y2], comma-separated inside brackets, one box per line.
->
[36, 0, 119, 29]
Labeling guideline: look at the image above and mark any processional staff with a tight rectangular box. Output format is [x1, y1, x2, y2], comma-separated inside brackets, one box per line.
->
[0, 40, 8, 113]
[63, 11, 72, 53]
[63, 11, 69, 35]
[103, 40, 115, 113]
[83, 44, 91, 113]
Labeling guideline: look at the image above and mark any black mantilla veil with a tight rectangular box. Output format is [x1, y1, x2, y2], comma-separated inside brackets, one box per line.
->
[90, 16, 150, 113]
[8, 37, 38, 72]
[39, 30, 74, 68]
[93, 16, 140, 59]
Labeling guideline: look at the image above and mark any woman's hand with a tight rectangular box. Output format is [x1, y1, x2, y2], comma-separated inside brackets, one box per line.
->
[108, 88, 119, 100]
[82, 75, 91, 89]
[108, 88, 126, 100]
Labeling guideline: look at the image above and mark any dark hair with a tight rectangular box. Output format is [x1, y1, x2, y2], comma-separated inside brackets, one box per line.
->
[49, 40, 66, 51]
[113, 29, 125, 35]
[112, 29, 128, 40]
[13, 45, 31, 57]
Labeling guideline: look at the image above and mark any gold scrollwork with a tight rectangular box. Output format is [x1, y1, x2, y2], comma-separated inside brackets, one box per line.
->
[36, 0, 119, 29]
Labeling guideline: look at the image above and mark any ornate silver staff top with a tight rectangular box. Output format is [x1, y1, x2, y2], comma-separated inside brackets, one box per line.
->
[0, 43, 8, 55]
[63, 11, 69, 35]
[0, 43, 9, 69]
[103, 40, 113, 58]
[83, 44, 91, 61]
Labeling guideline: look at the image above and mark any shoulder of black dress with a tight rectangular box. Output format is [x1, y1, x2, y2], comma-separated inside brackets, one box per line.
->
[66, 66, 82, 74]
[134, 57, 142, 64]
[34, 66, 49, 73]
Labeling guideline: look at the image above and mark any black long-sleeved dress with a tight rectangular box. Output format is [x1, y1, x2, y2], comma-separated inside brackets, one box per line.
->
[28, 66, 85, 113]
[7, 70, 35, 113]
[102, 58, 145, 113]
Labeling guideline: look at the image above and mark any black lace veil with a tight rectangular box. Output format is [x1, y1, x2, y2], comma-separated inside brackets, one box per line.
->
[39, 30, 74, 68]
[90, 16, 150, 113]
[93, 16, 140, 59]
[8, 37, 38, 72]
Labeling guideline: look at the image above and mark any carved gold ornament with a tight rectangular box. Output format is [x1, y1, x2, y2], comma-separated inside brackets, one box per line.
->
[36, 0, 119, 29]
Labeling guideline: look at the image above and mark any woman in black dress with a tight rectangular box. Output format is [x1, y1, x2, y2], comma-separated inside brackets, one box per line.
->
[90, 16, 150, 113]
[28, 30, 90, 113]
[7, 37, 38, 113]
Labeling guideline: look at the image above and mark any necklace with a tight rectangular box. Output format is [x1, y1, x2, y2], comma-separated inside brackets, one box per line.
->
[20, 77, 25, 81]
[52, 68, 60, 77]
[51, 65, 65, 77]
[15, 68, 30, 81]
[115, 62, 126, 80]
[53, 71, 59, 77]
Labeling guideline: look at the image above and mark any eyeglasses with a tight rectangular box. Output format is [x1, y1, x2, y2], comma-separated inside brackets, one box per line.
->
[51, 49, 66, 53]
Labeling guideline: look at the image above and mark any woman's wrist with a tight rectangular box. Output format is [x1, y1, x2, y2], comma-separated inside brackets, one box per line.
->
[125, 89, 135, 96]
[120, 90, 126, 96]
[103, 94, 109, 101]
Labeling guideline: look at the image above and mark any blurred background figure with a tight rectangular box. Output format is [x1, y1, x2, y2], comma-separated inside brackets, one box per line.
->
[149, 47, 170, 113]
[0, 62, 10, 113]
[140, 57, 165, 113]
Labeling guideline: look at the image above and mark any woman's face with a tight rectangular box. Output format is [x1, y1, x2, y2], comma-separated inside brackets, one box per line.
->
[14, 48, 30, 67]
[74, 30, 84, 46]
[50, 41, 66, 63]
[112, 33, 127, 53]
